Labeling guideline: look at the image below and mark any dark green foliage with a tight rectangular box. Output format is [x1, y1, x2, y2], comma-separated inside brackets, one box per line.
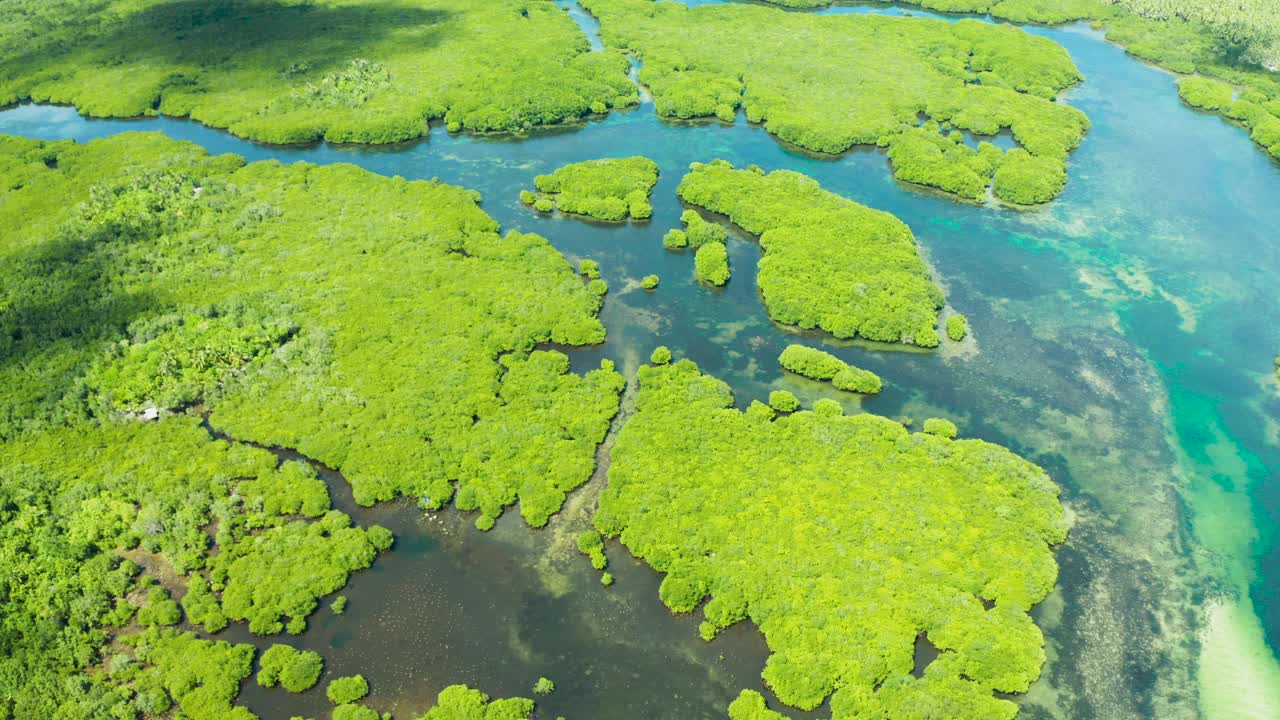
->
[641, 274, 660, 289]
[327, 675, 370, 705]
[679, 162, 944, 345]
[415, 685, 535, 720]
[582, 0, 1089, 202]
[0, 0, 638, 144]
[529, 157, 659, 220]
[137, 587, 182, 627]
[596, 358, 1067, 718]
[258, 644, 324, 692]
[694, 242, 730, 286]
[947, 315, 969, 341]
[924, 417, 960, 439]
[767, 390, 800, 413]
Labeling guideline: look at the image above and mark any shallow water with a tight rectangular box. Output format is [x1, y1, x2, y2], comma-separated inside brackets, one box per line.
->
[5, 2, 1280, 718]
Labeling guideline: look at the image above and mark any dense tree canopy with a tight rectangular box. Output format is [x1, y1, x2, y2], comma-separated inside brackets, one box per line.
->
[596, 357, 1068, 719]
[525, 156, 659, 221]
[779, 344, 882, 394]
[0, 0, 637, 144]
[678, 161, 944, 345]
[0, 131, 624, 715]
[580, 0, 1089, 202]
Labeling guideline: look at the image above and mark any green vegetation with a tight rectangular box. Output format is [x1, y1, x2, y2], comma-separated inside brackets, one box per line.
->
[258, 644, 324, 692]
[596, 357, 1067, 718]
[110, 629, 258, 720]
[137, 587, 182, 627]
[533, 677, 556, 695]
[681, 210, 728, 249]
[581, 0, 1089, 202]
[767, 390, 800, 413]
[947, 314, 969, 341]
[694, 242, 731, 286]
[577, 530, 608, 570]
[601, 572, 615, 586]
[332, 595, 348, 614]
[651, 346, 673, 365]
[663, 228, 689, 249]
[0, 132, 624, 714]
[416, 685, 535, 720]
[779, 344, 886, 395]
[679, 161, 944, 345]
[924, 417, 960, 439]
[641, 274, 660, 289]
[580, 258, 601, 279]
[0, 0, 638, 144]
[328, 675, 370, 705]
[527, 157, 659, 220]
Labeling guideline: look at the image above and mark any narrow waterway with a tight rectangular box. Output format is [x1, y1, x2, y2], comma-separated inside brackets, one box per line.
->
[3, 2, 1280, 718]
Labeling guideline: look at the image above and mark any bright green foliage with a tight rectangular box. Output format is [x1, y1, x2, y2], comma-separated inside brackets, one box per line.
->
[333, 705, 381, 720]
[767, 390, 800, 413]
[0, 132, 623, 521]
[529, 157, 659, 220]
[577, 530, 609, 570]
[651, 346, 673, 365]
[728, 690, 787, 720]
[332, 595, 349, 614]
[641, 274, 660, 289]
[947, 315, 969, 341]
[581, 0, 1089, 201]
[778, 345, 848, 381]
[596, 358, 1067, 717]
[580, 258, 601, 279]
[694, 242, 731, 286]
[831, 366, 883, 395]
[137, 587, 182, 627]
[1109, 0, 1280, 68]
[924, 418, 960, 439]
[1178, 75, 1236, 110]
[211, 510, 391, 635]
[533, 677, 556, 695]
[681, 210, 728, 249]
[416, 685, 535, 720]
[238, 461, 332, 526]
[588, 278, 610, 297]
[601, 572, 615, 586]
[327, 675, 370, 705]
[112, 628, 257, 720]
[258, 644, 324, 693]
[183, 575, 229, 633]
[0, 0, 637, 144]
[663, 228, 689, 249]
[84, 311, 295, 415]
[679, 162, 944, 345]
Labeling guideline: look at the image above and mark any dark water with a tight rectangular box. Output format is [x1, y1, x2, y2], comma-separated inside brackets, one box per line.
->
[5, 2, 1280, 718]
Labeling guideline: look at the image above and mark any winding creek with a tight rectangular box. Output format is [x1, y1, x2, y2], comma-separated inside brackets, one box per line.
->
[4, 1, 1280, 718]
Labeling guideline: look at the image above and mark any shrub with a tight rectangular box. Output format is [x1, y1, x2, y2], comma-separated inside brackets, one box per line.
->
[695, 242, 730, 285]
[663, 228, 689, 249]
[651, 346, 673, 365]
[529, 157, 659, 221]
[923, 417, 958, 439]
[641, 274, 660, 289]
[947, 315, 968, 341]
[533, 677, 556, 695]
[768, 390, 800, 413]
[327, 675, 370, 705]
[580, 259, 601, 279]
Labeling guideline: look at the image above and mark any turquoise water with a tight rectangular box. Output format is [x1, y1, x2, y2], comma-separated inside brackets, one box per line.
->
[4, 2, 1280, 718]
